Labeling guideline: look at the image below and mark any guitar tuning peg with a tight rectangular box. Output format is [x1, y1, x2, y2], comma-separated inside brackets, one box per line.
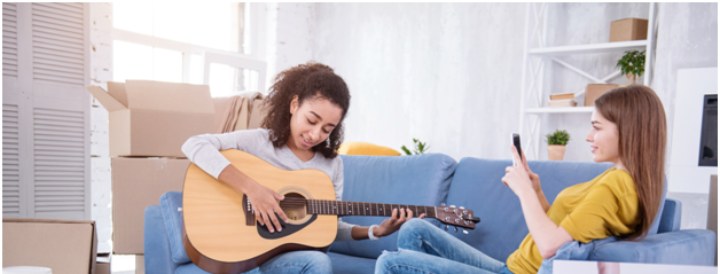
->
[459, 206, 465, 210]
[440, 203, 446, 207]
[462, 229, 469, 235]
[449, 205, 457, 208]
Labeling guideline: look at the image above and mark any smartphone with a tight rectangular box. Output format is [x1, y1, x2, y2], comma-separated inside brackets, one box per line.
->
[512, 133, 523, 166]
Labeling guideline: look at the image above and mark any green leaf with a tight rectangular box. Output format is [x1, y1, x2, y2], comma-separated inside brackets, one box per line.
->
[400, 145, 412, 156]
[546, 129, 571, 145]
[401, 138, 430, 155]
[616, 50, 645, 78]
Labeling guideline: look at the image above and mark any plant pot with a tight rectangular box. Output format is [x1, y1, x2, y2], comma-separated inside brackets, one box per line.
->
[547, 145, 566, 161]
[626, 73, 637, 85]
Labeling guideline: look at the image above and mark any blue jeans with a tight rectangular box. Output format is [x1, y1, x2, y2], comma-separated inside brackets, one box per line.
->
[376, 219, 512, 274]
[244, 250, 332, 274]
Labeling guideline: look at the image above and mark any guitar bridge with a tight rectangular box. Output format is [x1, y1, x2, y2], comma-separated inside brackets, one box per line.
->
[243, 195, 256, 226]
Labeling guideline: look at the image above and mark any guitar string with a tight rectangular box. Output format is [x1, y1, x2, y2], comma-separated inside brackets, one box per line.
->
[277, 198, 438, 216]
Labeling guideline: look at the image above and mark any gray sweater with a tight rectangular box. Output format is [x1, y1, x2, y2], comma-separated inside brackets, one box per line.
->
[181, 128, 355, 241]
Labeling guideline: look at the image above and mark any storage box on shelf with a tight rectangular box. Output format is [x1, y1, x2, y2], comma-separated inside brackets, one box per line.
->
[547, 92, 578, 108]
[610, 18, 649, 42]
[584, 83, 620, 106]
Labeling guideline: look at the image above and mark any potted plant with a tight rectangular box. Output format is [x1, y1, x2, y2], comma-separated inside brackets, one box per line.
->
[546, 129, 570, 160]
[616, 50, 645, 85]
[401, 138, 429, 155]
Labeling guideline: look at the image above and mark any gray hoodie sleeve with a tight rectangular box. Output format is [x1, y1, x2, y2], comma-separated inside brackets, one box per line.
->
[181, 129, 266, 179]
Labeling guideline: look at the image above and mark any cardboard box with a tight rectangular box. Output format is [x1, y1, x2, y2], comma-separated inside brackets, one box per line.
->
[135, 255, 145, 274]
[549, 92, 575, 101]
[3, 218, 97, 274]
[547, 99, 578, 108]
[96, 254, 111, 274]
[111, 157, 190, 254]
[610, 18, 648, 42]
[585, 83, 620, 106]
[87, 80, 216, 157]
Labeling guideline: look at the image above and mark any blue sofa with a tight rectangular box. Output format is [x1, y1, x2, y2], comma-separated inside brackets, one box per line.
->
[145, 154, 716, 273]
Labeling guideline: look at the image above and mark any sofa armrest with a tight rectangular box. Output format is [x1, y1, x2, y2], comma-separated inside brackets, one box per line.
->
[589, 229, 717, 265]
[145, 205, 178, 274]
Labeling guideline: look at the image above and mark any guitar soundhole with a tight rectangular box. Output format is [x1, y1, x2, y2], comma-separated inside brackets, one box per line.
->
[280, 192, 308, 224]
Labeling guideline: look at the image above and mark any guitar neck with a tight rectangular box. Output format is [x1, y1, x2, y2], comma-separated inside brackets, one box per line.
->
[304, 199, 437, 218]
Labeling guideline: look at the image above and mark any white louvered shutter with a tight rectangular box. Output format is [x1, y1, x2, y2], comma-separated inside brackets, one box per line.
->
[3, 2, 24, 216]
[2, 3, 90, 220]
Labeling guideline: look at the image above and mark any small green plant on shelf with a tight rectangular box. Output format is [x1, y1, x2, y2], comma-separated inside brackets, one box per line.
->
[401, 138, 429, 155]
[546, 129, 570, 146]
[616, 50, 645, 84]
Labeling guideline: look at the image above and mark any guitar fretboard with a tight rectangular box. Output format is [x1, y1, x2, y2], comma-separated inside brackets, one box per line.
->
[305, 199, 437, 218]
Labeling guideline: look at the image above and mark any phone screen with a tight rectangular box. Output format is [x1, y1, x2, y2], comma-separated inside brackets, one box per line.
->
[512, 133, 523, 165]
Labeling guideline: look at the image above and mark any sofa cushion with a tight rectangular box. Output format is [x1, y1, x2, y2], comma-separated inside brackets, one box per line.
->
[159, 191, 190, 264]
[588, 229, 717, 265]
[538, 236, 618, 274]
[329, 153, 457, 259]
[445, 158, 610, 262]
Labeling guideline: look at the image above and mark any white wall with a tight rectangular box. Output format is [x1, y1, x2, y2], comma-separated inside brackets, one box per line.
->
[302, 3, 528, 160]
[272, 3, 717, 167]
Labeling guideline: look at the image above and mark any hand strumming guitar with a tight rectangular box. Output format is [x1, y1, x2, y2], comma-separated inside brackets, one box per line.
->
[219, 165, 288, 233]
[243, 180, 288, 233]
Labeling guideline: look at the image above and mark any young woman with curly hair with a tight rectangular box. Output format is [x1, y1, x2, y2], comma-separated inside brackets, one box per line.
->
[183, 62, 416, 273]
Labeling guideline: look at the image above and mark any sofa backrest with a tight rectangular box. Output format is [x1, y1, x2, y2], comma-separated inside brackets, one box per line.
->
[329, 153, 457, 259]
[445, 158, 611, 262]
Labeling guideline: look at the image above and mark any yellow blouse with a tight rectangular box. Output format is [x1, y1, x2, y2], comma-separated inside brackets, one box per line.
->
[506, 168, 640, 274]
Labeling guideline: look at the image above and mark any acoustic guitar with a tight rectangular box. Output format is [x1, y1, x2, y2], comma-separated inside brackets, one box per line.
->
[182, 149, 479, 273]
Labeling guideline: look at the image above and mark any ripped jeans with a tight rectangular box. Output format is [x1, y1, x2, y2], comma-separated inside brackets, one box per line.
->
[375, 219, 513, 274]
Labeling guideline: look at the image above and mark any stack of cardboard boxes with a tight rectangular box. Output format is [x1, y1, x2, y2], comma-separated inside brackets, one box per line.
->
[87, 80, 267, 271]
[88, 80, 215, 259]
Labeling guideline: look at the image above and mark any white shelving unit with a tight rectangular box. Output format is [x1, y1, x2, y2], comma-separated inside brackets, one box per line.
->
[519, 3, 657, 159]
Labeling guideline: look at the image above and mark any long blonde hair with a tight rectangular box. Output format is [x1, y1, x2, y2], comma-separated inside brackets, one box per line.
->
[595, 85, 667, 239]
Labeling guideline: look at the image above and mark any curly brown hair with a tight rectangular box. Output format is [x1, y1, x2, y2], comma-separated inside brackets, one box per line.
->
[261, 62, 350, 158]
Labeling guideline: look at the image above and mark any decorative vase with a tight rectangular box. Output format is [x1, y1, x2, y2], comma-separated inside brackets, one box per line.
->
[547, 145, 566, 160]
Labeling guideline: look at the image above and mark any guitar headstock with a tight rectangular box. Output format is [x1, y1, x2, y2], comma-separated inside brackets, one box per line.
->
[435, 205, 480, 230]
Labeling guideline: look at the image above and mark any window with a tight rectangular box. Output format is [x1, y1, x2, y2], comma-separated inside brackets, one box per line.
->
[112, 2, 265, 96]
